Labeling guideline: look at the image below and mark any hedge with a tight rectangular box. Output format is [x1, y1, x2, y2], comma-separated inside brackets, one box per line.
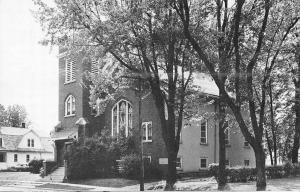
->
[28, 159, 44, 174]
[119, 154, 163, 180]
[209, 162, 300, 183]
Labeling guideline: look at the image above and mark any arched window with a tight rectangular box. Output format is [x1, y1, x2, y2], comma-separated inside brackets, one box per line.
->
[224, 128, 230, 145]
[111, 99, 132, 137]
[65, 95, 76, 116]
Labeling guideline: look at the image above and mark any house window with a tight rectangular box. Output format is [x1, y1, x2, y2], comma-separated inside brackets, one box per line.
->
[26, 155, 30, 163]
[176, 157, 182, 169]
[65, 57, 75, 83]
[200, 158, 207, 169]
[244, 160, 250, 166]
[31, 139, 34, 147]
[224, 128, 230, 145]
[0, 153, 5, 162]
[27, 139, 30, 147]
[200, 120, 207, 144]
[111, 100, 132, 137]
[14, 154, 18, 162]
[143, 156, 151, 165]
[0, 138, 2, 147]
[142, 122, 152, 142]
[65, 95, 76, 116]
[225, 160, 230, 166]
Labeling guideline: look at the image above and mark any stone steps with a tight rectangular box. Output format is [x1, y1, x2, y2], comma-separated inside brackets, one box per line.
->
[40, 166, 65, 183]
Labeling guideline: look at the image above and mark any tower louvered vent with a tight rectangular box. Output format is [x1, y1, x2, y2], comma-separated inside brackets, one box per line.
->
[65, 58, 76, 83]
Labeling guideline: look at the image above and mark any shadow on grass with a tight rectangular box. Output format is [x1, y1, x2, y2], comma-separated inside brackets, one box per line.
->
[70, 178, 160, 188]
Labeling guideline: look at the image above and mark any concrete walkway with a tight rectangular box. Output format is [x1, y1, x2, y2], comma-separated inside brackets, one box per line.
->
[0, 180, 119, 191]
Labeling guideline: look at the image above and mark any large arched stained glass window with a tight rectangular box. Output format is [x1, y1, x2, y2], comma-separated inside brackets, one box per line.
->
[111, 100, 132, 137]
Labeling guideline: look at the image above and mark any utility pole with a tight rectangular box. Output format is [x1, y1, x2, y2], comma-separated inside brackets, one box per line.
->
[138, 76, 144, 191]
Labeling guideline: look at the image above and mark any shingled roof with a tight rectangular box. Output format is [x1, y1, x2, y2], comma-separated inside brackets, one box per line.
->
[0, 127, 53, 153]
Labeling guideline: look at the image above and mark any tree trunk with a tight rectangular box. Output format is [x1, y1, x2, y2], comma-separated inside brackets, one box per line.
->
[269, 80, 277, 165]
[165, 147, 177, 191]
[254, 145, 267, 191]
[218, 98, 227, 190]
[292, 42, 300, 163]
[291, 90, 300, 163]
[265, 129, 273, 166]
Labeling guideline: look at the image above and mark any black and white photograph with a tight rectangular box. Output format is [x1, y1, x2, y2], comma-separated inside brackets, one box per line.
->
[0, 0, 299, 191]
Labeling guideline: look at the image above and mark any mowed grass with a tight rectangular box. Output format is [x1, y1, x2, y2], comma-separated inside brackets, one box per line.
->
[70, 178, 140, 188]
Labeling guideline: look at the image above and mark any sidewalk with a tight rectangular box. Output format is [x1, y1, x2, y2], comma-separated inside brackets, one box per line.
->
[0, 180, 119, 191]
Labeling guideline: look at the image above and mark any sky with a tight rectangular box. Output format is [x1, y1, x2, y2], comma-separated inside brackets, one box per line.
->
[0, 0, 58, 137]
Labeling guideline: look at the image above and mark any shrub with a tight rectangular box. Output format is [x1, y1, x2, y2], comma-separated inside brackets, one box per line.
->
[266, 166, 284, 179]
[209, 163, 219, 181]
[210, 162, 300, 183]
[28, 159, 44, 174]
[119, 154, 163, 180]
[283, 161, 293, 177]
[291, 163, 300, 176]
[64, 131, 140, 180]
[119, 154, 140, 179]
[65, 139, 116, 180]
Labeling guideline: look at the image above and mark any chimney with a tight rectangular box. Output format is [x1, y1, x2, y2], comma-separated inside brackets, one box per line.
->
[21, 123, 26, 128]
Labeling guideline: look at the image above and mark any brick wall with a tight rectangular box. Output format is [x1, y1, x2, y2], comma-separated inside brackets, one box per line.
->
[103, 89, 168, 165]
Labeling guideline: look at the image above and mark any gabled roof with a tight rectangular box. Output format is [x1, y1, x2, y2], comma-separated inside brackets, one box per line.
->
[50, 128, 78, 140]
[40, 137, 54, 152]
[0, 127, 53, 153]
[193, 73, 219, 96]
[0, 127, 31, 135]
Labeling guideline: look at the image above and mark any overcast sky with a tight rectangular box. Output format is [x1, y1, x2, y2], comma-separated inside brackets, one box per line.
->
[0, 0, 58, 137]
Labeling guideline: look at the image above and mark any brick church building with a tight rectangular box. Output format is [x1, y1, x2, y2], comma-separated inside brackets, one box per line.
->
[51, 48, 255, 173]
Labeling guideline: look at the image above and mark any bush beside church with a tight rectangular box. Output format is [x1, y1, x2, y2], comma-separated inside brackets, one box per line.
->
[64, 131, 162, 180]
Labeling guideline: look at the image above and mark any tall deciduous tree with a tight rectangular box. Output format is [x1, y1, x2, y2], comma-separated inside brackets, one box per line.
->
[0, 104, 28, 127]
[34, 0, 197, 189]
[172, 0, 299, 190]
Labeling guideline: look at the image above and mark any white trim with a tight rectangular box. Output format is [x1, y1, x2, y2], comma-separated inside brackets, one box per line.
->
[200, 120, 208, 144]
[111, 108, 114, 137]
[64, 95, 76, 117]
[111, 99, 133, 137]
[125, 102, 128, 137]
[142, 121, 152, 142]
[143, 155, 152, 163]
[176, 156, 183, 170]
[199, 157, 208, 169]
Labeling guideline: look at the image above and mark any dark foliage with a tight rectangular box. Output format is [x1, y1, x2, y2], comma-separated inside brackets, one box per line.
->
[209, 162, 300, 183]
[64, 133, 139, 180]
[28, 159, 44, 174]
[119, 154, 163, 180]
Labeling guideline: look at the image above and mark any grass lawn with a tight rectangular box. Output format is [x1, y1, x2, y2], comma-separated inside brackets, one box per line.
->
[122, 176, 300, 191]
[70, 178, 140, 188]
[0, 172, 40, 182]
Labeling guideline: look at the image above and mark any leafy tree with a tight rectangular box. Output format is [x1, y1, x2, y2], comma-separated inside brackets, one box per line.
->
[172, 0, 299, 190]
[0, 104, 8, 126]
[0, 104, 28, 127]
[290, 31, 300, 163]
[34, 0, 198, 189]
